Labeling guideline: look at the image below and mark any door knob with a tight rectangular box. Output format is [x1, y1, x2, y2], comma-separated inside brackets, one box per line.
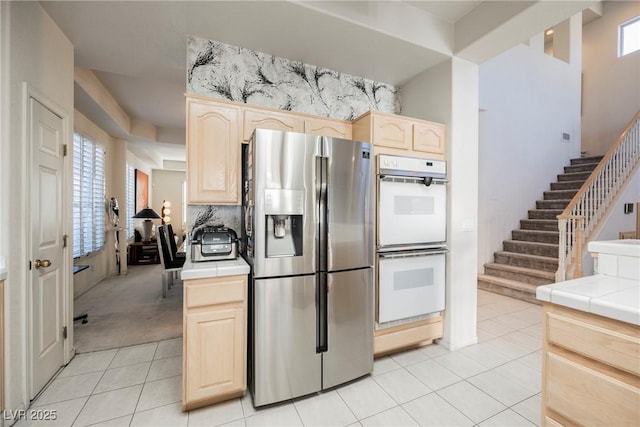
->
[34, 259, 52, 269]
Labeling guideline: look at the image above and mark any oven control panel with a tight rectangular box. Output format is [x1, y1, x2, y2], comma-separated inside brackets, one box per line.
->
[378, 154, 446, 178]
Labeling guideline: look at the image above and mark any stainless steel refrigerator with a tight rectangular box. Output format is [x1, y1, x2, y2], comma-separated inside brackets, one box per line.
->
[243, 129, 374, 407]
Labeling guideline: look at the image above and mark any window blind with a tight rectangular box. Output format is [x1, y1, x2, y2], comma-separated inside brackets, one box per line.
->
[126, 163, 135, 239]
[73, 133, 105, 258]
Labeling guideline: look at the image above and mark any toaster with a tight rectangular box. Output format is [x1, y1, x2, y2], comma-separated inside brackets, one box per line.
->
[191, 225, 238, 262]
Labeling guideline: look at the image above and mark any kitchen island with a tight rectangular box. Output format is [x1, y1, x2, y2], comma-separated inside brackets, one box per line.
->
[536, 240, 639, 426]
[180, 257, 250, 411]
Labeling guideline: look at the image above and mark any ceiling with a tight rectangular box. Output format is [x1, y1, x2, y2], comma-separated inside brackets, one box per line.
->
[40, 1, 596, 167]
[39, 1, 489, 166]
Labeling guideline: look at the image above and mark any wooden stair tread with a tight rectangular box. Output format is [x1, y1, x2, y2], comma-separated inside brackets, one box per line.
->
[477, 274, 539, 293]
[483, 263, 556, 280]
[495, 251, 559, 263]
[503, 240, 559, 248]
[513, 229, 559, 236]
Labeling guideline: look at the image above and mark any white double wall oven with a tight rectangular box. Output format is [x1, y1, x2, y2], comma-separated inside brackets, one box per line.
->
[376, 154, 448, 328]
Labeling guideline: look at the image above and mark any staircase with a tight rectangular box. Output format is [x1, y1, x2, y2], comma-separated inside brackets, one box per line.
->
[478, 155, 603, 304]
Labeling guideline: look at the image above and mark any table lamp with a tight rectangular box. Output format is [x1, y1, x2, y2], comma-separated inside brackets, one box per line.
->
[133, 207, 161, 241]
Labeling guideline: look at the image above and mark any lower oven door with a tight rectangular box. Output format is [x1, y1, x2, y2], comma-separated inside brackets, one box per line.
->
[377, 250, 446, 324]
[378, 176, 447, 247]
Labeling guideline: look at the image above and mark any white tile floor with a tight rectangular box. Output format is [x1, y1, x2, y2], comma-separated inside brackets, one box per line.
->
[16, 290, 542, 427]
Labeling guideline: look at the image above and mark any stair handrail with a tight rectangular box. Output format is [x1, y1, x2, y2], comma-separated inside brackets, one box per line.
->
[557, 111, 640, 282]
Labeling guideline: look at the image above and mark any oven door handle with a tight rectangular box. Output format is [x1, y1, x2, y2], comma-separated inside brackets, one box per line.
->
[379, 249, 448, 259]
[379, 175, 448, 185]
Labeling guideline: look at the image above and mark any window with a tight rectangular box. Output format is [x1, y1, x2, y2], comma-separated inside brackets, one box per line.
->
[620, 16, 640, 57]
[126, 163, 135, 239]
[73, 133, 105, 258]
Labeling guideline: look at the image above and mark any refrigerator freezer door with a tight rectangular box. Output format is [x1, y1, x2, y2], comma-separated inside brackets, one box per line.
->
[324, 138, 374, 272]
[323, 268, 374, 389]
[252, 275, 321, 406]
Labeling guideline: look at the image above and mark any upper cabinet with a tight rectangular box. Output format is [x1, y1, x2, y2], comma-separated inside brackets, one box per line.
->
[242, 109, 352, 141]
[186, 96, 241, 205]
[185, 96, 445, 206]
[243, 108, 304, 141]
[371, 114, 413, 150]
[413, 121, 446, 154]
[352, 111, 446, 158]
[304, 117, 352, 140]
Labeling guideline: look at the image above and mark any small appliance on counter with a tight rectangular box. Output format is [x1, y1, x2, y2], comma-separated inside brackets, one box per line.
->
[191, 225, 238, 262]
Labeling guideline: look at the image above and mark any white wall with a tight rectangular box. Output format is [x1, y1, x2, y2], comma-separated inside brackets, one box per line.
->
[0, 1, 74, 413]
[582, 1, 640, 156]
[477, 16, 583, 272]
[401, 57, 480, 351]
[583, 167, 640, 274]
[151, 169, 186, 236]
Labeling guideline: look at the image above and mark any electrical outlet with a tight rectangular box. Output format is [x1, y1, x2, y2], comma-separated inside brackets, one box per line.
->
[624, 203, 634, 214]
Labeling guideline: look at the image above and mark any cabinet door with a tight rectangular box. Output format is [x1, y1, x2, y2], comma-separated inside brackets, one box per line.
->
[371, 115, 412, 150]
[545, 351, 640, 426]
[413, 122, 445, 154]
[184, 306, 245, 405]
[304, 118, 352, 139]
[243, 108, 304, 141]
[187, 100, 240, 204]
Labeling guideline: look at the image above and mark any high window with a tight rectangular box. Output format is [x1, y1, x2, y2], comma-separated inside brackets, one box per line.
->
[73, 133, 105, 258]
[126, 163, 136, 239]
[619, 16, 640, 57]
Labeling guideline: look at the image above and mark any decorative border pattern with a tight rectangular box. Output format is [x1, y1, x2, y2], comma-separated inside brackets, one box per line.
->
[187, 36, 400, 120]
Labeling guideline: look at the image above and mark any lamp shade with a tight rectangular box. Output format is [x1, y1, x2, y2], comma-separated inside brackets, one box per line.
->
[133, 207, 161, 219]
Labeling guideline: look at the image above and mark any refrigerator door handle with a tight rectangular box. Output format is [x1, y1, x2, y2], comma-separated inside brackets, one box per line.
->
[316, 272, 328, 353]
[316, 156, 328, 272]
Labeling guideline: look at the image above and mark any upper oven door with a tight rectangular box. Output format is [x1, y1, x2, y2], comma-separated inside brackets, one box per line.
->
[378, 176, 446, 247]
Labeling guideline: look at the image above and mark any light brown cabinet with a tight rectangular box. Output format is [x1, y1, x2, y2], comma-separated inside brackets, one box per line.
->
[541, 303, 640, 426]
[413, 121, 446, 154]
[304, 117, 352, 139]
[352, 111, 446, 157]
[183, 275, 247, 411]
[242, 108, 304, 141]
[370, 113, 413, 150]
[186, 97, 241, 205]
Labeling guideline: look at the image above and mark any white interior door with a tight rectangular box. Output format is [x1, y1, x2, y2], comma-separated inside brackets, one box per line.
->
[29, 97, 65, 399]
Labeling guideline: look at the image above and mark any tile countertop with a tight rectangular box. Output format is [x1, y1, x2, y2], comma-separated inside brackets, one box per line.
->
[588, 239, 640, 257]
[536, 274, 640, 325]
[0, 255, 6, 281]
[180, 256, 250, 281]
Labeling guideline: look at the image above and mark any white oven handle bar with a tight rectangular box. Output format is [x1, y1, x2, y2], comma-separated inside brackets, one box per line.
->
[378, 249, 448, 259]
[379, 175, 449, 185]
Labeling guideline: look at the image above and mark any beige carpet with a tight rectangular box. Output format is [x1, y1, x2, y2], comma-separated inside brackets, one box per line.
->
[73, 264, 182, 354]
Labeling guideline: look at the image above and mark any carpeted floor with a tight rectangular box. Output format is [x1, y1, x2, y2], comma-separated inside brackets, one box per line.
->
[73, 264, 183, 354]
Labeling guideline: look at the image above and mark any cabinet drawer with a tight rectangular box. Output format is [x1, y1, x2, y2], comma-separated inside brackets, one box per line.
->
[545, 352, 640, 426]
[185, 276, 246, 309]
[243, 109, 304, 141]
[546, 310, 640, 376]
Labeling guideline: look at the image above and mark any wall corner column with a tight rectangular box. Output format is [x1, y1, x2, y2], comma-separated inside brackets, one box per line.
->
[441, 57, 480, 351]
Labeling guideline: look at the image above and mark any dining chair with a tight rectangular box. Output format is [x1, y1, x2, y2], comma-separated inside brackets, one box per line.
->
[166, 223, 186, 262]
[156, 225, 186, 298]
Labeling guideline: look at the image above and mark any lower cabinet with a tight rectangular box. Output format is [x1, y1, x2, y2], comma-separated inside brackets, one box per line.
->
[183, 275, 247, 411]
[541, 303, 640, 426]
